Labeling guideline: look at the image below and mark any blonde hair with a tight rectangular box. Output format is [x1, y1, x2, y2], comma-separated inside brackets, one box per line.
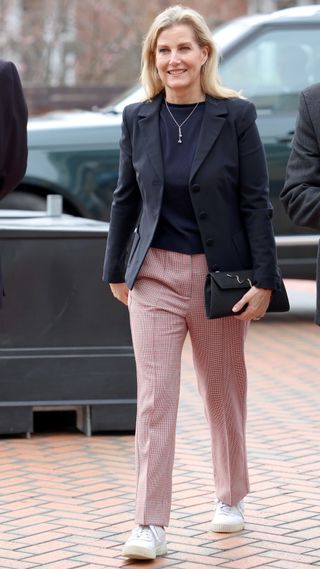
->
[141, 5, 240, 100]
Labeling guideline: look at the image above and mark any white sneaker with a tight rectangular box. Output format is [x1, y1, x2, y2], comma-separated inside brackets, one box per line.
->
[122, 524, 167, 559]
[211, 500, 245, 532]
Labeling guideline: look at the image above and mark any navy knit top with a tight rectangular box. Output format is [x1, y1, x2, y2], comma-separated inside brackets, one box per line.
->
[151, 99, 205, 254]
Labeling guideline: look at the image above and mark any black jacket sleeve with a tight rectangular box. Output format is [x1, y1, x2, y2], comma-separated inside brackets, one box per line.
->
[103, 105, 142, 283]
[280, 89, 320, 230]
[237, 101, 281, 290]
[0, 60, 28, 200]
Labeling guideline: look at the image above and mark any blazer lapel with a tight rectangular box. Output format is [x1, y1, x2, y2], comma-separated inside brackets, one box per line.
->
[138, 95, 164, 182]
[137, 94, 228, 182]
[190, 97, 228, 181]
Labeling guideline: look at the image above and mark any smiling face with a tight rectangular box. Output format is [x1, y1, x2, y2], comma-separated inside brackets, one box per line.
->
[155, 24, 208, 103]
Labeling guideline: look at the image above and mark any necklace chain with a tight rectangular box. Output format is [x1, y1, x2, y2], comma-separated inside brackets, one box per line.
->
[165, 99, 200, 144]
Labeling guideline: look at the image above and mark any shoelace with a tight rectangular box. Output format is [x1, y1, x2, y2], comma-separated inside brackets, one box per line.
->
[218, 502, 233, 514]
[135, 525, 154, 541]
[217, 501, 243, 515]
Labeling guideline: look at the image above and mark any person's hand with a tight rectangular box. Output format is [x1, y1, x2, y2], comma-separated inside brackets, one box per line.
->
[109, 283, 129, 305]
[232, 286, 272, 321]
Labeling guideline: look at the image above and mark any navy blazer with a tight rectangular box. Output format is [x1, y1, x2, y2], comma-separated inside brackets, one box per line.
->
[0, 60, 28, 305]
[103, 94, 280, 291]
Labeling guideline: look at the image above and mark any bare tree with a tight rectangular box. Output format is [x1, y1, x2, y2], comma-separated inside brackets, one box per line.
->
[1, 0, 249, 88]
[20, 0, 76, 86]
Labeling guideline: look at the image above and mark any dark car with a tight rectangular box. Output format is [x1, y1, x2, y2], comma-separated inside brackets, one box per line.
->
[2, 4, 320, 278]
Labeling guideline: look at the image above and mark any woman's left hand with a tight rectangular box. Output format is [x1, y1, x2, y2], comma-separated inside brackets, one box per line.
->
[232, 286, 272, 321]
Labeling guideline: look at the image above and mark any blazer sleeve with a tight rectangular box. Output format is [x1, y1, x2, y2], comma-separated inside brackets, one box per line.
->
[237, 101, 281, 290]
[280, 91, 320, 230]
[0, 61, 28, 200]
[102, 105, 142, 283]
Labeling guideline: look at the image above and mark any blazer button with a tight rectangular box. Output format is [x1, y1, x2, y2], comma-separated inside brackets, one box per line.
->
[206, 237, 214, 246]
[199, 211, 207, 219]
[191, 184, 200, 193]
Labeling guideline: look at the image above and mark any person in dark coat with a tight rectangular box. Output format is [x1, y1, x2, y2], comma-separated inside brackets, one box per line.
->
[280, 83, 320, 325]
[103, 5, 280, 560]
[0, 59, 28, 305]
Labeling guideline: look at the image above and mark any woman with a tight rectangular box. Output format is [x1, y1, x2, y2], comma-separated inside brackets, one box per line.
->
[103, 5, 281, 560]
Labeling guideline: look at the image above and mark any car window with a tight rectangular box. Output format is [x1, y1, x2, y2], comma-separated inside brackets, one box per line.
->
[219, 27, 320, 112]
[213, 16, 265, 50]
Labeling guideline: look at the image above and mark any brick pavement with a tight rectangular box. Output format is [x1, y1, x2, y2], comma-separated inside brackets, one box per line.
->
[0, 281, 319, 568]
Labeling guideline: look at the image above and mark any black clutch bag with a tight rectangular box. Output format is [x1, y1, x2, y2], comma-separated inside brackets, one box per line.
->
[205, 270, 290, 319]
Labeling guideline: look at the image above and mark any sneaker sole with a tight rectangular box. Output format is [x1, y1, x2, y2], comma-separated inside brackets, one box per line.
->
[123, 544, 167, 560]
[210, 522, 245, 533]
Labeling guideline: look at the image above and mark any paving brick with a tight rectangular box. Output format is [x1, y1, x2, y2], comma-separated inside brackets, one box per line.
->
[53, 517, 107, 529]
[287, 527, 320, 540]
[211, 536, 259, 550]
[264, 562, 316, 569]
[220, 556, 276, 568]
[69, 544, 122, 558]
[167, 540, 219, 556]
[71, 554, 126, 566]
[283, 518, 320, 531]
[0, 282, 319, 568]
[65, 565, 104, 569]
[249, 540, 310, 555]
[263, 549, 320, 564]
[0, 502, 50, 523]
[35, 563, 85, 569]
[0, 559, 35, 569]
[18, 539, 77, 555]
[22, 549, 79, 564]
[13, 530, 72, 545]
[244, 524, 288, 536]
[5, 522, 64, 537]
[170, 551, 226, 564]
[174, 558, 219, 569]
[0, 548, 31, 560]
[300, 537, 320, 549]
[244, 532, 301, 546]
[3, 514, 54, 527]
[217, 545, 269, 560]
[55, 527, 111, 539]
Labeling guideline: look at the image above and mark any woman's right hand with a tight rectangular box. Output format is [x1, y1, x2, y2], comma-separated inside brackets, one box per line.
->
[109, 283, 129, 305]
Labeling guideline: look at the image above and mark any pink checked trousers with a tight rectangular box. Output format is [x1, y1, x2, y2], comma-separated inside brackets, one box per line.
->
[128, 248, 250, 527]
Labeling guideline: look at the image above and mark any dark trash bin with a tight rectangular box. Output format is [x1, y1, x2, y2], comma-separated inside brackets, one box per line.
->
[0, 211, 136, 436]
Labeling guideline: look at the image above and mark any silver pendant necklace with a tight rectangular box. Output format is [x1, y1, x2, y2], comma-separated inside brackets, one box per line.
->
[165, 99, 200, 143]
